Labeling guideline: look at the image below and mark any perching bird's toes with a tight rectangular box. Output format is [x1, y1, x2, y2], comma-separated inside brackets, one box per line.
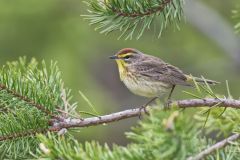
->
[164, 99, 172, 110]
[138, 106, 149, 119]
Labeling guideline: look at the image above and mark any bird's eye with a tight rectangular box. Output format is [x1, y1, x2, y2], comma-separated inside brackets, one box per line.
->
[124, 55, 131, 59]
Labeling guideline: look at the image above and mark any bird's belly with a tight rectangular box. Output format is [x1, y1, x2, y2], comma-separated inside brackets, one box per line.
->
[122, 76, 172, 98]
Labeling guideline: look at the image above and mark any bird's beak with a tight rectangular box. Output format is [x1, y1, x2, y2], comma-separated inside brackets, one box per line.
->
[109, 55, 118, 60]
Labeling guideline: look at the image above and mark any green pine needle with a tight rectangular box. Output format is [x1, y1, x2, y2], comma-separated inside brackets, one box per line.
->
[182, 90, 202, 99]
[83, 0, 185, 39]
[226, 80, 232, 99]
[79, 90, 99, 115]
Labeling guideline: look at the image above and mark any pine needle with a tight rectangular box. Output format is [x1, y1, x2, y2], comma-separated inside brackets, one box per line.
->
[78, 90, 99, 115]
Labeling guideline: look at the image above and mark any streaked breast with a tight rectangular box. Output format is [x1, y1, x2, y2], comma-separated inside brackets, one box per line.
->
[122, 72, 172, 98]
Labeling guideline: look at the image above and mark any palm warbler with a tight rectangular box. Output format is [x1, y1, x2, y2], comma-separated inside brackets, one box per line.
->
[110, 48, 219, 108]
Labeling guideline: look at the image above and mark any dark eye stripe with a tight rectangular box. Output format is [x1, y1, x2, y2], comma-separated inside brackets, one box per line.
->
[124, 55, 132, 59]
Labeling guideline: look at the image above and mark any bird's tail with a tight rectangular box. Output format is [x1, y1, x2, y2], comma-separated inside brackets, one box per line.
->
[185, 75, 220, 85]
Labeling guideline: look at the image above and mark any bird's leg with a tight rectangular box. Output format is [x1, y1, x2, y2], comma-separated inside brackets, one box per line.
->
[165, 85, 176, 109]
[139, 97, 158, 119]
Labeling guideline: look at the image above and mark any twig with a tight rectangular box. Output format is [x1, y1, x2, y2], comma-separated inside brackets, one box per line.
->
[187, 133, 240, 160]
[52, 98, 240, 130]
[176, 98, 240, 109]
[52, 107, 143, 129]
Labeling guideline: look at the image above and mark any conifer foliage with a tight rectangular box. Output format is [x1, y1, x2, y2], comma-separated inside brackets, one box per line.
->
[83, 0, 184, 39]
[0, 58, 71, 159]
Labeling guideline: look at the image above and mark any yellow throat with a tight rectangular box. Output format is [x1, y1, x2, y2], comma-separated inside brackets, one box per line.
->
[115, 59, 127, 81]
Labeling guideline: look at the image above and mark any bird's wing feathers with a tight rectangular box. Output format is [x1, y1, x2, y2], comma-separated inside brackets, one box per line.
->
[132, 59, 191, 86]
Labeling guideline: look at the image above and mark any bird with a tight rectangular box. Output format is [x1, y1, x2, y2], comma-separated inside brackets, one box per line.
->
[109, 48, 219, 109]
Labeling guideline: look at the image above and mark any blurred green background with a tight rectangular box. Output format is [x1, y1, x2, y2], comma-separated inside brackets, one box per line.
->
[0, 0, 239, 145]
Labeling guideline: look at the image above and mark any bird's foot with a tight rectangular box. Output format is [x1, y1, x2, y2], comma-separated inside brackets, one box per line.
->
[138, 97, 158, 119]
[138, 105, 149, 119]
[164, 99, 172, 110]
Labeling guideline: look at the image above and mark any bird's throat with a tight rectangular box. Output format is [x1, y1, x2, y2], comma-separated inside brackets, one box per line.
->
[116, 60, 127, 81]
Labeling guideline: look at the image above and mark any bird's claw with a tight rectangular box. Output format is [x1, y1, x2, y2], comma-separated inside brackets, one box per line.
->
[164, 99, 172, 110]
[138, 106, 149, 119]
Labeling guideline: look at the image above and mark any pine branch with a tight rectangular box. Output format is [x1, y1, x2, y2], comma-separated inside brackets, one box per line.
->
[187, 133, 240, 160]
[51, 98, 240, 130]
[37, 110, 203, 160]
[2, 97, 239, 143]
[37, 97, 240, 159]
[112, 0, 172, 17]
[52, 107, 142, 129]
[176, 98, 240, 109]
[0, 83, 55, 118]
[0, 58, 71, 158]
[83, 0, 184, 39]
[38, 105, 240, 160]
[0, 128, 59, 141]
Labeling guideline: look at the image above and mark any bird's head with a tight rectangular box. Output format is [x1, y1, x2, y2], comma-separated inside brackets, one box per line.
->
[109, 48, 142, 66]
[109, 48, 142, 80]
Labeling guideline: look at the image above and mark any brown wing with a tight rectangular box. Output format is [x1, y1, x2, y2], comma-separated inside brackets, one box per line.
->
[131, 59, 191, 86]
